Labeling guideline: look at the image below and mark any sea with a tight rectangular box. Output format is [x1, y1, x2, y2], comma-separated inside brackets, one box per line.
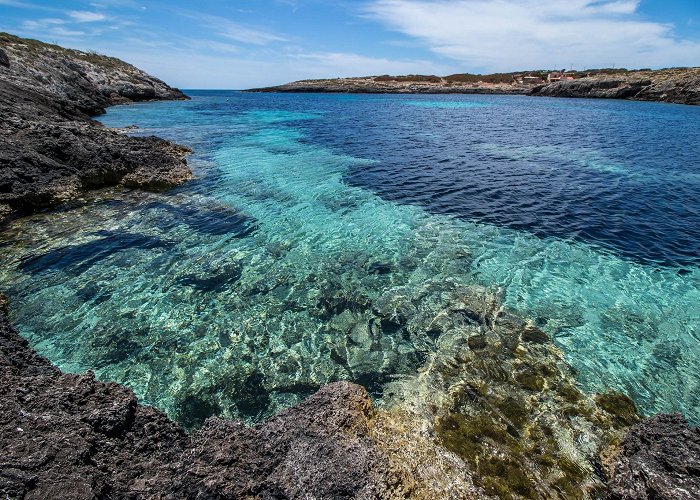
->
[1, 91, 698, 427]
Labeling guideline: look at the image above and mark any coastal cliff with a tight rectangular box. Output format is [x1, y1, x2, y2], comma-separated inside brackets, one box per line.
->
[248, 68, 700, 106]
[529, 67, 700, 106]
[0, 33, 192, 223]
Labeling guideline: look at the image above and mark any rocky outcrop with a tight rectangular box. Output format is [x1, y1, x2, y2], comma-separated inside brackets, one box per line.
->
[0, 300, 393, 498]
[0, 32, 192, 224]
[608, 413, 700, 499]
[530, 68, 700, 106]
[0, 48, 9, 67]
[0, 33, 187, 113]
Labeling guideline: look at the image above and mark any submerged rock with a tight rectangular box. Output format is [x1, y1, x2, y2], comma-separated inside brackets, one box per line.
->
[373, 285, 633, 498]
[0, 293, 8, 316]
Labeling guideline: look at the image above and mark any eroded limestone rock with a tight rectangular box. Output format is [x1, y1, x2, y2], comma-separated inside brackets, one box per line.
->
[0, 33, 192, 222]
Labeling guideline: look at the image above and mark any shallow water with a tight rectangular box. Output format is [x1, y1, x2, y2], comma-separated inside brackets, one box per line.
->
[0, 91, 698, 426]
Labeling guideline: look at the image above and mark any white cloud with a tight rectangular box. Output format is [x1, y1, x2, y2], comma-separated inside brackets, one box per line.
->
[47, 26, 86, 37]
[217, 21, 287, 45]
[0, 0, 54, 9]
[291, 51, 452, 78]
[366, 0, 700, 71]
[177, 11, 288, 45]
[22, 18, 65, 29]
[68, 10, 107, 23]
[185, 38, 241, 54]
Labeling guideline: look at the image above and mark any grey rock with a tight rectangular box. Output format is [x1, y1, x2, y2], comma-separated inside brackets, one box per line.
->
[0, 32, 192, 223]
[608, 413, 700, 500]
[530, 68, 700, 106]
[0, 48, 9, 67]
[178, 382, 390, 498]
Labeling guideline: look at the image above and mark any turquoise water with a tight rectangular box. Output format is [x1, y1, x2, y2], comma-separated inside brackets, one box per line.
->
[0, 91, 698, 426]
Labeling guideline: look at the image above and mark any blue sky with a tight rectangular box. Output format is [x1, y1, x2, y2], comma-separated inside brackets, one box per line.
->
[1, 0, 699, 88]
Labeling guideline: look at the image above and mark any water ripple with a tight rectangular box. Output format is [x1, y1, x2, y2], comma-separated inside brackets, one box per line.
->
[0, 91, 698, 427]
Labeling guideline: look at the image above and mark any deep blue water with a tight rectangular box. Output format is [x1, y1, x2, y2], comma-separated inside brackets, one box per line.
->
[0, 91, 698, 425]
[340, 97, 700, 267]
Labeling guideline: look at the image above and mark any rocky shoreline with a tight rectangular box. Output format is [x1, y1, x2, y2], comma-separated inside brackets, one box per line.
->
[0, 32, 192, 224]
[530, 68, 700, 106]
[248, 75, 532, 95]
[248, 68, 700, 106]
[2, 288, 699, 498]
[1, 33, 699, 498]
[0, 297, 395, 498]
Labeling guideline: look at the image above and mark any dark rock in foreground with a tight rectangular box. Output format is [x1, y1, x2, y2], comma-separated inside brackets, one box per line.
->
[608, 413, 700, 499]
[0, 32, 192, 223]
[0, 301, 392, 498]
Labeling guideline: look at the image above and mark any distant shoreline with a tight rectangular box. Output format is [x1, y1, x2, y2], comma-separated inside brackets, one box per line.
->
[246, 67, 700, 106]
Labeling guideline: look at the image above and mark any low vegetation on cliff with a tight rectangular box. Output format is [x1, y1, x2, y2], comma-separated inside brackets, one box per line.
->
[0, 33, 192, 223]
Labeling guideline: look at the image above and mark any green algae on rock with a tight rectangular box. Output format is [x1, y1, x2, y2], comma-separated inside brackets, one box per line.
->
[365, 285, 640, 498]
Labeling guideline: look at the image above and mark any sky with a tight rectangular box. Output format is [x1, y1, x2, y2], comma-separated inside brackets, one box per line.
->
[1, 0, 699, 89]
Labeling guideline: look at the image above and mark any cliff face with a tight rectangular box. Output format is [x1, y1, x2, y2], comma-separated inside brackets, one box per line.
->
[0, 33, 192, 223]
[529, 68, 700, 106]
[0, 32, 187, 115]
